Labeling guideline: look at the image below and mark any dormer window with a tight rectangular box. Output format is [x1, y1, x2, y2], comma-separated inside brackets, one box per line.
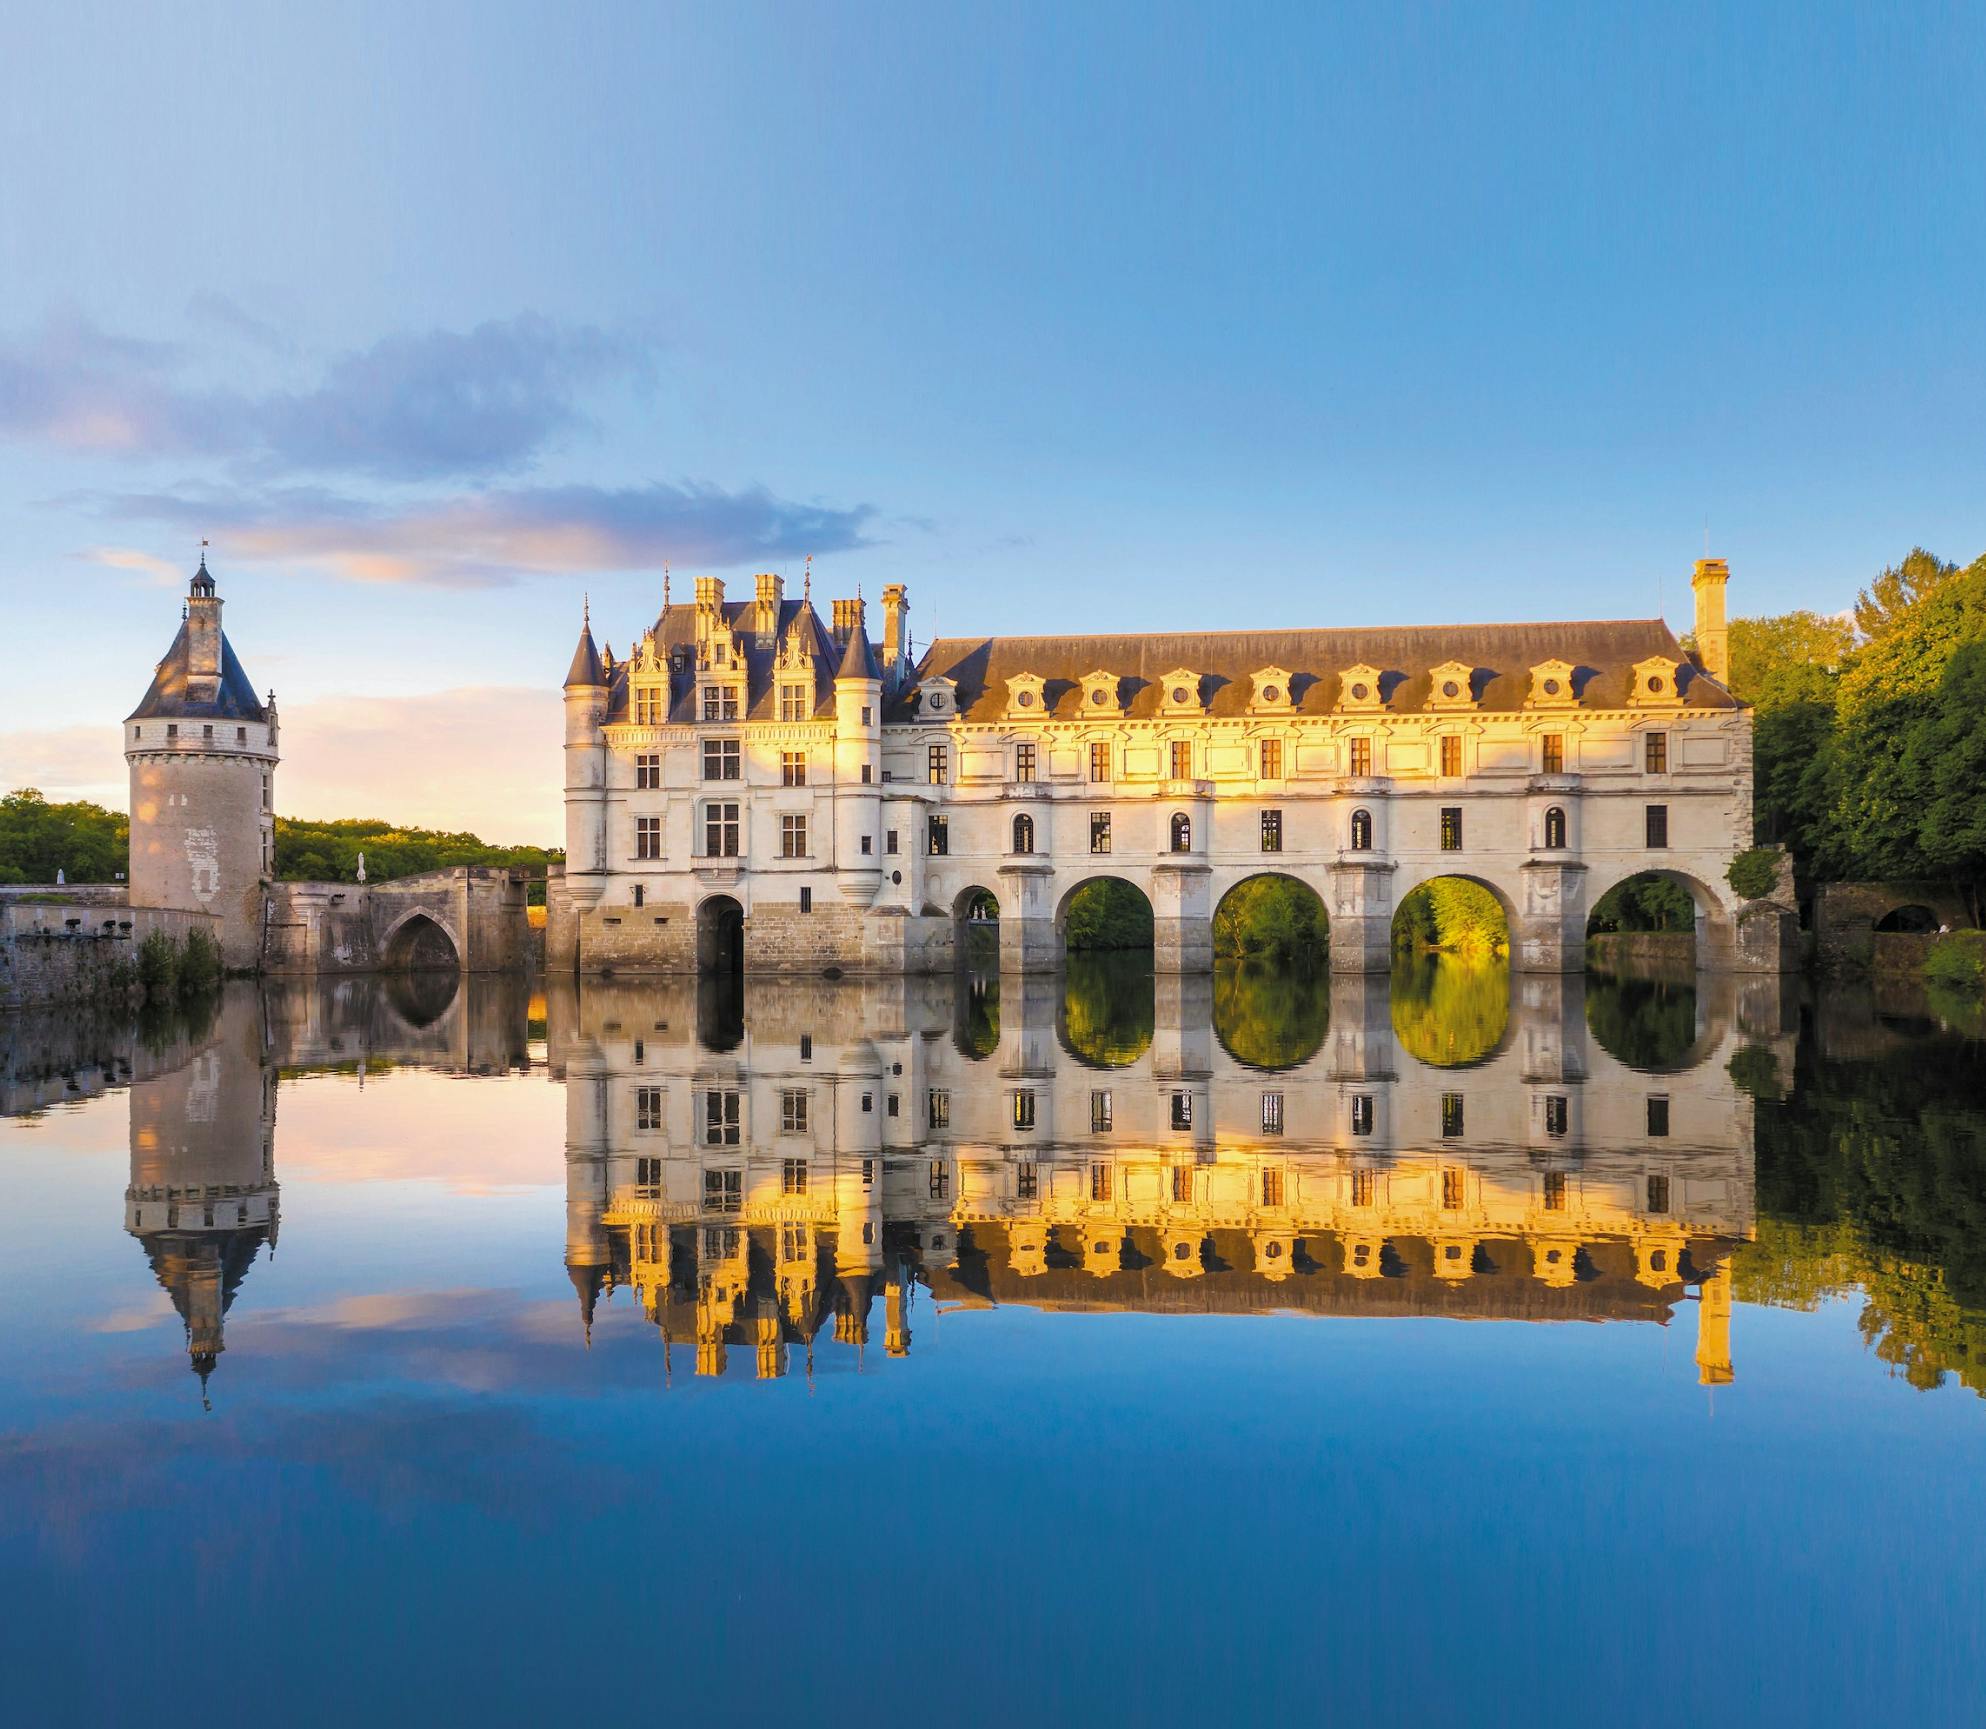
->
[1427, 660, 1479, 711]
[1160, 670, 1204, 715]
[777, 679, 811, 722]
[701, 683, 741, 723]
[1630, 656, 1684, 707]
[1005, 672, 1047, 718]
[633, 683, 667, 726]
[1079, 670, 1122, 715]
[1338, 664, 1385, 711]
[1528, 659, 1579, 708]
[1249, 666, 1294, 714]
[915, 675, 959, 720]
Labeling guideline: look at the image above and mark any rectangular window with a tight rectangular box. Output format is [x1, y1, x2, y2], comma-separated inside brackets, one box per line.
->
[703, 802, 740, 857]
[1645, 732, 1668, 773]
[1645, 804, 1669, 849]
[1170, 740, 1193, 780]
[1349, 736, 1372, 777]
[799, 886, 812, 913]
[1170, 1092, 1193, 1131]
[166, 723, 178, 739]
[1017, 1162, 1037, 1201]
[861, 1157, 875, 1190]
[885, 830, 899, 854]
[860, 705, 872, 726]
[780, 1088, 809, 1133]
[1351, 1168, 1376, 1207]
[635, 1086, 663, 1131]
[780, 814, 809, 858]
[203, 723, 213, 740]
[702, 686, 739, 722]
[928, 1089, 951, 1128]
[634, 687, 662, 725]
[799, 1034, 812, 1062]
[703, 1168, 742, 1213]
[1091, 1090, 1113, 1133]
[1260, 809, 1283, 853]
[636, 752, 662, 789]
[1015, 742, 1036, 783]
[1440, 807, 1463, 851]
[779, 684, 809, 722]
[1262, 1167, 1285, 1207]
[929, 1160, 951, 1200]
[1646, 1174, 1670, 1214]
[859, 834, 873, 854]
[1541, 733, 1565, 775]
[1544, 1095, 1568, 1137]
[782, 1157, 808, 1196]
[702, 738, 741, 780]
[1089, 741, 1110, 782]
[1172, 1164, 1193, 1203]
[1442, 1167, 1465, 1210]
[632, 1040, 644, 1065]
[1647, 1096, 1670, 1138]
[1261, 1092, 1284, 1134]
[1441, 1092, 1464, 1137]
[1351, 1095, 1374, 1136]
[703, 1090, 741, 1146]
[1440, 735, 1462, 777]
[927, 744, 948, 785]
[1260, 738, 1283, 780]
[1013, 1090, 1036, 1130]
[1543, 1171, 1567, 1212]
[1090, 812, 1112, 854]
[887, 1092, 899, 1118]
[927, 816, 949, 856]
[781, 750, 807, 786]
[635, 815, 662, 859]
[1090, 1164, 1113, 1202]
[860, 763, 873, 784]
[635, 1155, 662, 1196]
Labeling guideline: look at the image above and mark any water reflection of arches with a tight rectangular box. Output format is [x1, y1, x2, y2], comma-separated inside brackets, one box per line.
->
[1054, 875, 1155, 956]
[381, 909, 461, 972]
[954, 969, 1000, 1058]
[382, 966, 460, 1030]
[1212, 872, 1329, 965]
[696, 972, 745, 1051]
[1057, 955, 1155, 1067]
[696, 895, 745, 975]
[1212, 962, 1329, 1071]
[1585, 974, 1715, 1072]
[1391, 953, 1513, 1068]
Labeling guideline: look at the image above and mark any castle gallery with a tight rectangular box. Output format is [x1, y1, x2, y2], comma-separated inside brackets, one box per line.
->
[548, 560, 1777, 976]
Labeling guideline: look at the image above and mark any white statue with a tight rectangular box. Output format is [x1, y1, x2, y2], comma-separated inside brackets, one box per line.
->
[356, 851, 367, 883]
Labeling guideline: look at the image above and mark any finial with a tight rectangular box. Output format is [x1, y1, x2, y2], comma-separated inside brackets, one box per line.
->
[803, 554, 812, 603]
[583, 591, 590, 630]
[663, 563, 671, 611]
[198, 536, 209, 572]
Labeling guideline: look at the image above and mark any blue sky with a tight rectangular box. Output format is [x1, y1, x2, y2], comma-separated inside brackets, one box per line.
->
[2, 1, 1981, 841]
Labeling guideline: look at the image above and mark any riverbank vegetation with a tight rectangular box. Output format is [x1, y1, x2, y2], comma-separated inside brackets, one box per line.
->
[1393, 877, 1508, 954]
[1061, 879, 1155, 950]
[1212, 876, 1328, 964]
[0, 789, 127, 884]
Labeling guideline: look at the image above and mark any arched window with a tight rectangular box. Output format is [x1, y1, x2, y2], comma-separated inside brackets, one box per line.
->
[1012, 813, 1034, 854]
[1169, 812, 1192, 853]
[1349, 808, 1373, 852]
[1543, 806, 1567, 849]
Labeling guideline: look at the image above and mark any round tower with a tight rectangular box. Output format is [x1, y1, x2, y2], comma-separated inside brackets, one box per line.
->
[831, 600, 883, 904]
[124, 555, 279, 970]
[562, 601, 611, 924]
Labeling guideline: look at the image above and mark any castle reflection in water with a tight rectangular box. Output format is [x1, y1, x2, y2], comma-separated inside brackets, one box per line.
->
[2, 960, 1785, 1395]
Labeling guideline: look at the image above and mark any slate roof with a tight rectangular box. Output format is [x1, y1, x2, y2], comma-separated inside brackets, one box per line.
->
[896, 618, 1734, 722]
[597, 599, 884, 723]
[127, 622, 268, 723]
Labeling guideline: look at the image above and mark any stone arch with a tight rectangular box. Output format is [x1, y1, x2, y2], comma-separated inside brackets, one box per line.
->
[1874, 903, 1938, 933]
[380, 908, 462, 972]
[1211, 870, 1329, 965]
[696, 894, 745, 974]
[1053, 873, 1155, 955]
[953, 883, 1001, 970]
[1582, 863, 1736, 967]
[1389, 869, 1517, 956]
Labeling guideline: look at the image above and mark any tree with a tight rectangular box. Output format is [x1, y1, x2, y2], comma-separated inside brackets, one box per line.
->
[1727, 611, 1854, 709]
[0, 788, 129, 884]
[1906, 640, 1986, 925]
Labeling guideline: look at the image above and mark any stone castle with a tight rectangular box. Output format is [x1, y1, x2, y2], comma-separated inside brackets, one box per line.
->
[549, 558, 1790, 976]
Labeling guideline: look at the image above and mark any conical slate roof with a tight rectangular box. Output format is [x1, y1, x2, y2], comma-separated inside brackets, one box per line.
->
[564, 620, 605, 688]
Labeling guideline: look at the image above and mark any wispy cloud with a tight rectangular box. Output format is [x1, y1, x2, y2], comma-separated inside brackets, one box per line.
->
[85, 546, 183, 587]
[0, 308, 651, 480]
[92, 478, 876, 587]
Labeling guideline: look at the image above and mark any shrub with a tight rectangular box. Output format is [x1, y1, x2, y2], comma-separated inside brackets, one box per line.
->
[1727, 846, 1782, 902]
[1212, 876, 1328, 963]
[1923, 930, 1985, 994]
[136, 928, 180, 999]
[179, 926, 223, 994]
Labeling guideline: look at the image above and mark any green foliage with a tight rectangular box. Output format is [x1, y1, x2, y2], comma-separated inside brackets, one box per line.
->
[1390, 954, 1509, 1066]
[180, 926, 223, 993]
[1588, 873, 1697, 933]
[1212, 875, 1328, 963]
[1727, 1042, 1781, 1099]
[275, 816, 559, 902]
[1923, 930, 1986, 995]
[1726, 847, 1781, 902]
[1585, 975, 1698, 1068]
[0, 788, 128, 884]
[134, 926, 224, 1004]
[136, 928, 180, 998]
[1059, 956, 1155, 1066]
[1212, 962, 1330, 1070]
[1727, 611, 1855, 708]
[1392, 878, 1508, 954]
[1061, 878, 1154, 950]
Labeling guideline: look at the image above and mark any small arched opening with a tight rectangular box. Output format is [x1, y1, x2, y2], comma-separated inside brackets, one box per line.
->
[1213, 873, 1329, 967]
[1011, 813, 1035, 855]
[954, 885, 1001, 970]
[382, 911, 460, 973]
[1874, 903, 1939, 934]
[1056, 876, 1155, 957]
[696, 895, 745, 975]
[1543, 806, 1568, 849]
[1168, 812, 1193, 853]
[1349, 808, 1374, 852]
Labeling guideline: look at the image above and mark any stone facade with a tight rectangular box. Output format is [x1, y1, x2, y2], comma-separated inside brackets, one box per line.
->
[553, 559, 1791, 976]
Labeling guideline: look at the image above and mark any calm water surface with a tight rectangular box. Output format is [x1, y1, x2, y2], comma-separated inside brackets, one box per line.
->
[2, 961, 1983, 1727]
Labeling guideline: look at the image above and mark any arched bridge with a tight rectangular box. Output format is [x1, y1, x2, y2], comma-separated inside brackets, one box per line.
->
[262, 867, 531, 977]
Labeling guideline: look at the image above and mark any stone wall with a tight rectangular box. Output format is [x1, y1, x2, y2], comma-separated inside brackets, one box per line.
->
[0, 899, 220, 1011]
[1585, 930, 1697, 979]
[261, 868, 532, 976]
[1812, 881, 1973, 972]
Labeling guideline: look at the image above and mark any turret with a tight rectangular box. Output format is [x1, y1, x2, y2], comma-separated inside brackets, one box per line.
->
[562, 601, 610, 914]
[125, 554, 279, 969]
[1692, 557, 1731, 687]
[832, 605, 884, 903]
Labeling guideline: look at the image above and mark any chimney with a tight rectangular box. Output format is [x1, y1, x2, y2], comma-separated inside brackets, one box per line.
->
[832, 597, 864, 643]
[1691, 558, 1731, 687]
[753, 573, 783, 645]
[694, 576, 725, 612]
[882, 583, 909, 676]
